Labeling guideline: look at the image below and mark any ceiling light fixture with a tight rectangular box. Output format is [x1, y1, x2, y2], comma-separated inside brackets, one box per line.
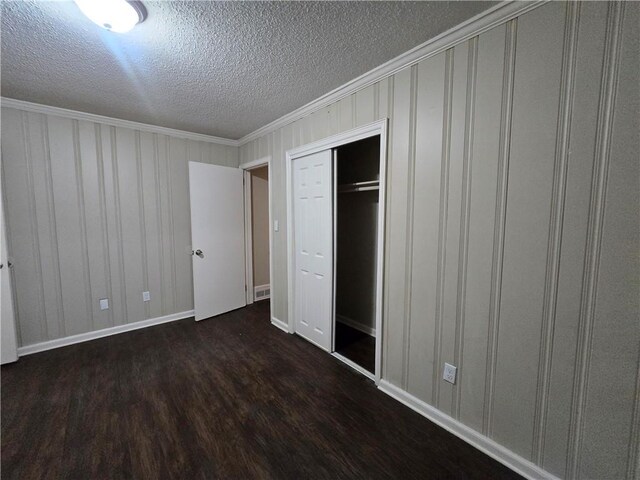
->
[74, 0, 147, 33]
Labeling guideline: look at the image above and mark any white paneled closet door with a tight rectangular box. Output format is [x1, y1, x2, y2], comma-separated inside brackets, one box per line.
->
[292, 150, 333, 351]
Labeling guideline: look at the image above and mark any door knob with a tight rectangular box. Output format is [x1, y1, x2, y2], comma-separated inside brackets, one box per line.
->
[193, 249, 204, 258]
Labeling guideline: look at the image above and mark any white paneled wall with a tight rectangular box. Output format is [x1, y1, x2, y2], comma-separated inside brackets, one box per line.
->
[1, 108, 238, 346]
[239, 3, 639, 479]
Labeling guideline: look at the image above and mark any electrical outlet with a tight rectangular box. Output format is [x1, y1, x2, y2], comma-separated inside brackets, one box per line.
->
[142, 291, 150, 302]
[99, 298, 109, 310]
[443, 363, 457, 384]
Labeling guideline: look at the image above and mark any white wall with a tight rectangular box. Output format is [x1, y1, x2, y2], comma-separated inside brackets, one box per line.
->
[250, 166, 270, 287]
[1, 107, 238, 346]
[239, 2, 639, 479]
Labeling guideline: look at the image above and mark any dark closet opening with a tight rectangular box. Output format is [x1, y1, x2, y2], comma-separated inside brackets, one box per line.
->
[334, 135, 380, 375]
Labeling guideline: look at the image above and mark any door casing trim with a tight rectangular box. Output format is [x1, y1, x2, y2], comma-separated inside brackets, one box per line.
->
[285, 119, 388, 384]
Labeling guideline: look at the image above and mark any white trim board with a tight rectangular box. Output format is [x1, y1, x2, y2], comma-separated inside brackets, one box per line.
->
[17, 310, 194, 356]
[238, 1, 545, 145]
[243, 169, 255, 304]
[239, 157, 272, 170]
[378, 381, 559, 480]
[336, 314, 375, 337]
[271, 317, 290, 334]
[0, 98, 238, 147]
[332, 352, 375, 381]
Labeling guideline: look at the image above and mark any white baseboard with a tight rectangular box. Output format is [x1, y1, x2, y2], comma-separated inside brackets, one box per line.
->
[336, 314, 376, 336]
[17, 310, 195, 356]
[332, 352, 375, 381]
[378, 380, 558, 480]
[254, 284, 271, 301]
[271, 317, 290, 333]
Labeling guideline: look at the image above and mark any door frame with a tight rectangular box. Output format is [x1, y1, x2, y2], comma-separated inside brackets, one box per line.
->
[239, 156, 274, 322]
[285, 119, 388, 384]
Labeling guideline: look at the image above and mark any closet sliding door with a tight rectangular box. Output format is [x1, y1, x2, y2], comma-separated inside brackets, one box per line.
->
[292, 150, 333, 351]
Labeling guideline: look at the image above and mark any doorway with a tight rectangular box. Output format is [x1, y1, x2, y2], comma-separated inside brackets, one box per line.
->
[240, 157, 274, 316]
[188, 158, 274, 324]
[247, 166, 270, 302]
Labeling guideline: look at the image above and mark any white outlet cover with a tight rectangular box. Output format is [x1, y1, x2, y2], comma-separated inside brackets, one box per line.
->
[143, 291, 151, 302]
[443, 363, 457, 384]
[99, 298, 109, 310]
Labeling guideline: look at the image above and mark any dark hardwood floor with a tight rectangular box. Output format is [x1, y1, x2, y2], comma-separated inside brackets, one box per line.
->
[2, 301, 520, 479]
[335, 321, 375, 373]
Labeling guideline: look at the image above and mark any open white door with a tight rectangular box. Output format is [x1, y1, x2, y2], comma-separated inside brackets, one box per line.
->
[292, 150, 333, 351]
[1, 175, 18, 364]
[189, 162, 246, 321]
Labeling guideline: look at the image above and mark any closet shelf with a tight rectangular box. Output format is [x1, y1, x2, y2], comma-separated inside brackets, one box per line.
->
[338, 180, 379, 193]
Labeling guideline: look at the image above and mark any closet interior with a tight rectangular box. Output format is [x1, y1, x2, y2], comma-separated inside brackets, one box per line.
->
[333, 135, 380, 376]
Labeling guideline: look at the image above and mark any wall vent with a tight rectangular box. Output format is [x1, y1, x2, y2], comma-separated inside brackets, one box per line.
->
[254, 285, 270, 301]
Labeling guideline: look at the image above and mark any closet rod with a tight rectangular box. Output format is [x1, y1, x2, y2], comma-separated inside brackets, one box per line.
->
[338, 185, 380, 193]
[338, 180, 379, 193]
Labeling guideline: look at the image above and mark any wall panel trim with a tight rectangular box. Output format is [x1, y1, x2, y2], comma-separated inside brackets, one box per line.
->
[21, 111, 48, 341]
[238, 1, 547, 145]
[110, 126, 128, 324]
[379, 380, 560, 480]
[532, 1, 580, 464]
[484, 18, 517, 436]
[16, 310, 194, 356]
[166, 137, 178, 311]
[453, 36, 479, 418]
[95, 124, 114, 327]
[628, 354, 640, 480]
[1, 98, 238, 146]
[432, 49, 454, 405]
[42, 115, 66, 337]
[152, 134, 167, 315]
[134, 131, 150, 319]
[72, 119, 95, 332]
[566, 2, 625, 477]
[402, 65, 419, 389]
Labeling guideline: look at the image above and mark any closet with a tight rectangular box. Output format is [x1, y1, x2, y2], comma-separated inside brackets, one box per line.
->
[333, 136, 380, 376]
[289, 124, 385, 381]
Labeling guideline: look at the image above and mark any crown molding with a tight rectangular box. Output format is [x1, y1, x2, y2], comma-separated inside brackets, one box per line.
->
[2, 1, 546, 148]
[238, 0, 546, 146]
[0, 97, 239, 147]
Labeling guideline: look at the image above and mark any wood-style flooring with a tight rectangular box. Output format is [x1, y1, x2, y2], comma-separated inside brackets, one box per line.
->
[335, 321, 376, 373]
[2, 301, 521, 479]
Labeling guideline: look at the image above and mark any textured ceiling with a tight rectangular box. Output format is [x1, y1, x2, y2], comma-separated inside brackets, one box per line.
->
[1, 1, 495, 139]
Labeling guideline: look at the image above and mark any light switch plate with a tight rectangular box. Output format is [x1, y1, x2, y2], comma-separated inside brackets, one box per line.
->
[142, 291, 150, 302]
[99, 298, 109, 310]
[274, 220, 279, 232]
[443, 363, 457, 384]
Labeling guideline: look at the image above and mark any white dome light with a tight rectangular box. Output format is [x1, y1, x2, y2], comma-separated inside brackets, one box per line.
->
[74, 0, 146, 33]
